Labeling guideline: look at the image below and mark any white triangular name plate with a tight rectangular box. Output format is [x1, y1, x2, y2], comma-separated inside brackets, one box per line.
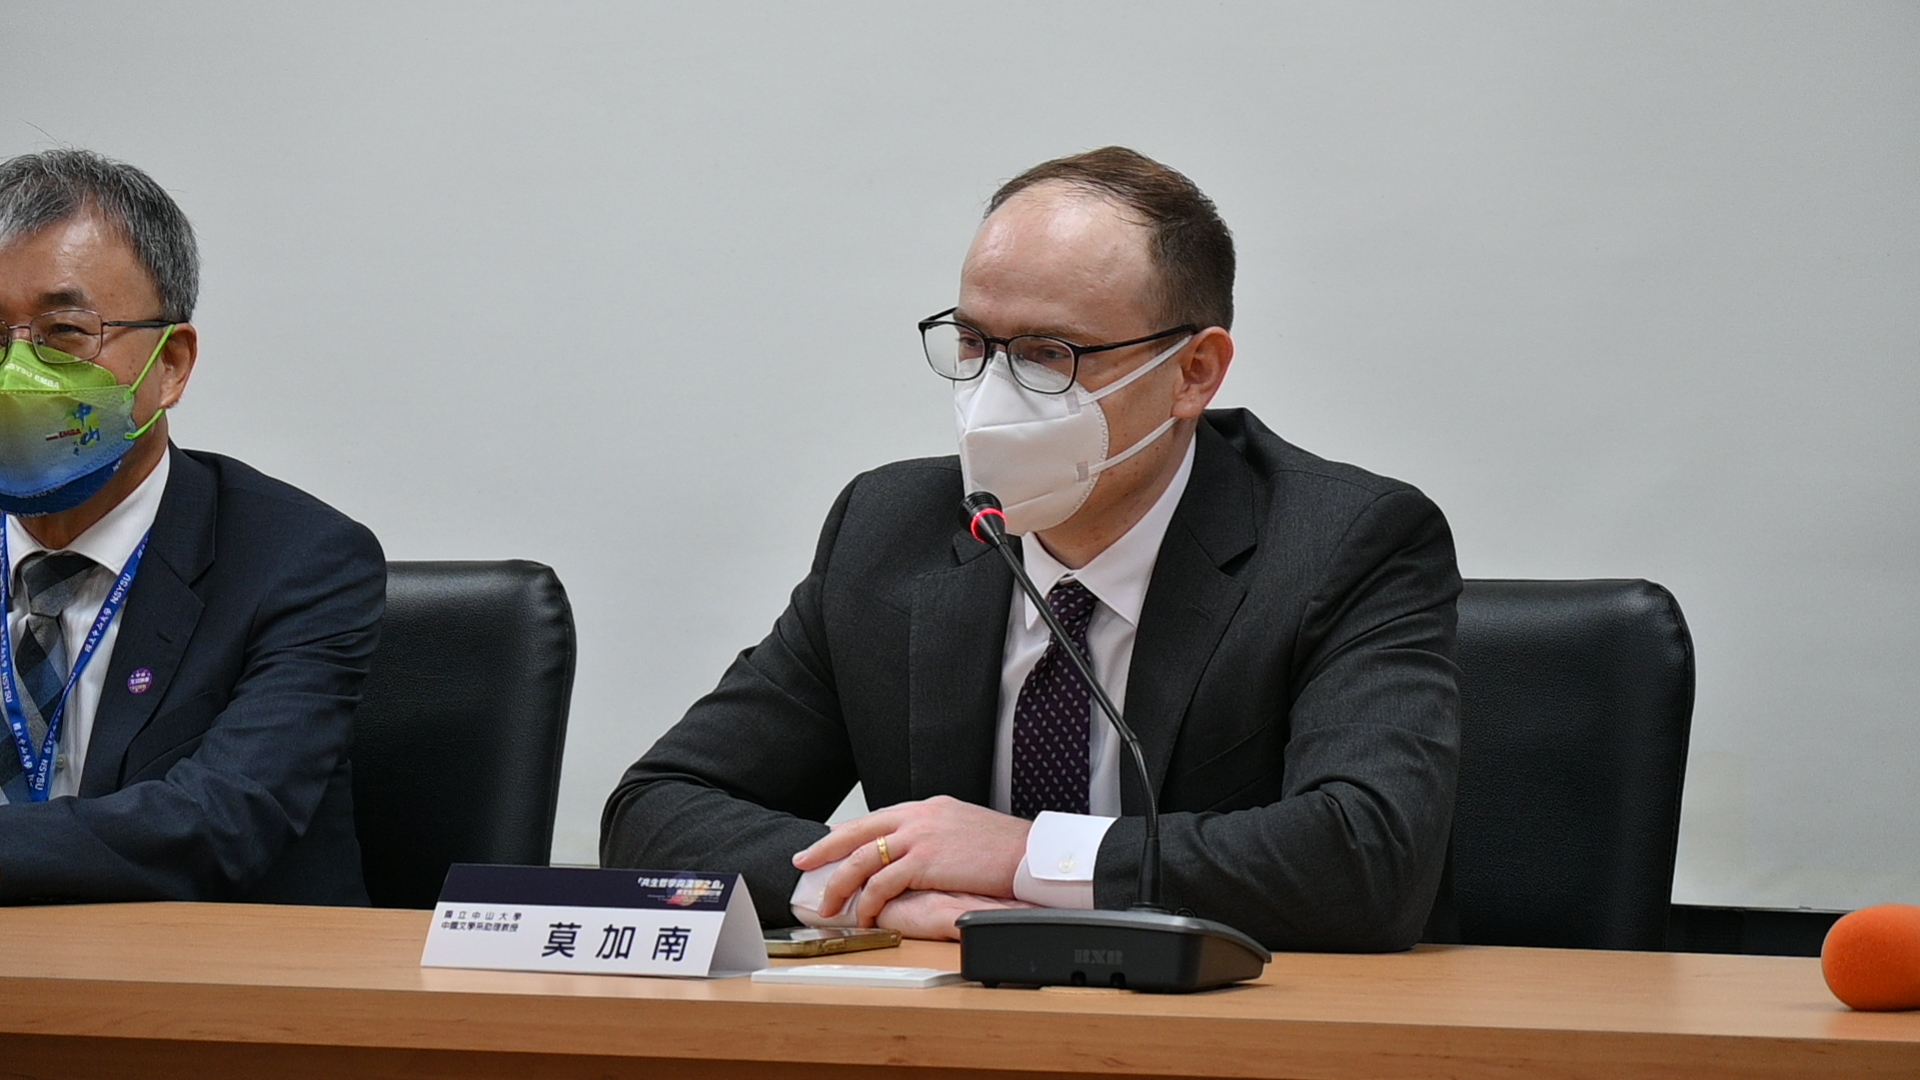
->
[420, 864, 768, 978]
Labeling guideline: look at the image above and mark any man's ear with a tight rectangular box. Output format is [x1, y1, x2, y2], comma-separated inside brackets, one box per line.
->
[155, 323, 198, 409]
[1171, 327, 1233, 420]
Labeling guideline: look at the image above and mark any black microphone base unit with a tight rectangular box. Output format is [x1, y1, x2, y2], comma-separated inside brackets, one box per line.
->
[956, 907, 1271, 993]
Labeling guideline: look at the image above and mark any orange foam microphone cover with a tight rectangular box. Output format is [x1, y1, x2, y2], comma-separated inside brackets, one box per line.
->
[1822, 904, 1920, 1010]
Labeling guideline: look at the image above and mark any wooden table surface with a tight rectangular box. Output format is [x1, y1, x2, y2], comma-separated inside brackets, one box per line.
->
[0, 902, 1913, 1079]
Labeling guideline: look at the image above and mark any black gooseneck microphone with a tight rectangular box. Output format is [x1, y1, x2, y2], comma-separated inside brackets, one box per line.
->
[962, 491, 1165, 913]
[953, 492, 1269, 993]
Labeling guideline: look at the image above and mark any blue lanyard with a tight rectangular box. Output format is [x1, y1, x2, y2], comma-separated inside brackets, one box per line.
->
[0, 520, 148, 801]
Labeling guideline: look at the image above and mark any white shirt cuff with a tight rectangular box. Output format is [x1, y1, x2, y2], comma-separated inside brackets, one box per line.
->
[789, 859, 862, 927]
[1012, 811, 1117, 909]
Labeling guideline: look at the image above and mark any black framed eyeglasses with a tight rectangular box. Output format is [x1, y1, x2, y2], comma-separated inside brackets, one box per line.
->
[918, 307, 1197, 394]
[1, 309, 173, 365]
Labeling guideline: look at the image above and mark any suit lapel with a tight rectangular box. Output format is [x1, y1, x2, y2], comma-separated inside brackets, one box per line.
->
[81, 447, 212, 796]
[906, 529, 1013, 804]
[1119, 423, 1259, 814]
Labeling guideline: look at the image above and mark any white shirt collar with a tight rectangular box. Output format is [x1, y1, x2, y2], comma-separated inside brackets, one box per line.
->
[1019, 435, 1197, 630]
[7, 451, 171, 583]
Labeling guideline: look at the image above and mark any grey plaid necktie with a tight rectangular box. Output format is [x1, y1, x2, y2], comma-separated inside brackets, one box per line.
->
[1010, 579, 1099, 819]
[2, 551, 98, 788]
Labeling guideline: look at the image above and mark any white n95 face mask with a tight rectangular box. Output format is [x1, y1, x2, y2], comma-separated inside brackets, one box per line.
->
[954, 334, 1190, 535]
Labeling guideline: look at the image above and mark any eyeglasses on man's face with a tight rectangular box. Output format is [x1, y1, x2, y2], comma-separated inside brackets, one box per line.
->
[918, 308, 1197, 395]
[1, 309, 173, 365]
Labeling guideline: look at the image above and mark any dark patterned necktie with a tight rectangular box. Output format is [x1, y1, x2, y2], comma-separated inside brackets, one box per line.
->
[1011, 578, 1099, 819]
[2, 551, 98, 791]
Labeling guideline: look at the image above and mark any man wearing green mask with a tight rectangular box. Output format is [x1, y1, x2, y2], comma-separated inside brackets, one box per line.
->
[0, 149, 381, 903]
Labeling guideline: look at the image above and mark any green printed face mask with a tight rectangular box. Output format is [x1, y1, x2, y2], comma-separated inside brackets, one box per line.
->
[0, 327, 172, 516]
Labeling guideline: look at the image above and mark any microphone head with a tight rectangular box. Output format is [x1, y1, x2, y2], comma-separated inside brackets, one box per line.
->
[1822, 904, 1920, 1010]
[962, 491, 1002, 516]
[963, 491, 1008, 545]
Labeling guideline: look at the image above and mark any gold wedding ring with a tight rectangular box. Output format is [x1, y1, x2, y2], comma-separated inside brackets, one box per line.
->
[876, 835, 892, 866]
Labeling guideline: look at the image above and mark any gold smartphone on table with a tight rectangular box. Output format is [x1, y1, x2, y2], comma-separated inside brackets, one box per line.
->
[763, 927, 902, 957]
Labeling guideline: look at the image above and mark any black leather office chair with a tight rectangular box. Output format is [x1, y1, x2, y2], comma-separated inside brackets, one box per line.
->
[1446, 579, 1695, 950]
[351, 561, 576, 908]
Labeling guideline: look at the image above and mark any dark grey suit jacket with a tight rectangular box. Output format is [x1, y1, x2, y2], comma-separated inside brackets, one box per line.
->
[0, 446, 382, 904]
[602, 409, 1460, 950]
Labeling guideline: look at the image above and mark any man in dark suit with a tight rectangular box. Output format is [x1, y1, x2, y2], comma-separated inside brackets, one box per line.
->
[603, 147, 1459, 950]
[0, 149, 379, 904]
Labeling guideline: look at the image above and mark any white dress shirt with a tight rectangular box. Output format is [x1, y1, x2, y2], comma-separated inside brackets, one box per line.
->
[3, 454, 170, 801]
[791, 438, 1195, 923]
[997, 437, 1194, 908]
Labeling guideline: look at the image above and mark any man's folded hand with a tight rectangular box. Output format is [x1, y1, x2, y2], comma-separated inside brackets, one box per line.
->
[792, 795, 1034, 923]
[875, 889, 1039, 941]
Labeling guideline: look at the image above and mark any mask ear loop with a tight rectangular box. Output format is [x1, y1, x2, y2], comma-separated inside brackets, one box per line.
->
[1079, 333, 1192, 477]
[123, 324, 177, 441]
[1083, 334, 1193, 404]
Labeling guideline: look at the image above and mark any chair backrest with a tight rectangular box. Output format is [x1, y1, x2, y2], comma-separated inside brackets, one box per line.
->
[1450, 579, 1695, 950]
[352, 560, 576, 908]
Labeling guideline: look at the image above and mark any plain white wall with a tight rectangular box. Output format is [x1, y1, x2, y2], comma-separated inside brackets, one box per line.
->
[4, 1, 1915, 911]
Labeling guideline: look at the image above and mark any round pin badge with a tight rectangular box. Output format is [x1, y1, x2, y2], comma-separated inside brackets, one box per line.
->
[127, 668, 154, 695]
